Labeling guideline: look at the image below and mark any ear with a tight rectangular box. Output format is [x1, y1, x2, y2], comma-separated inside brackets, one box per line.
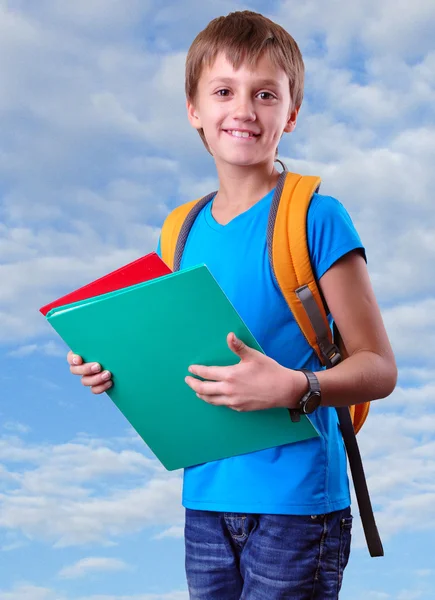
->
[283, 105, 300, 133]
[186, 99, 202, 130]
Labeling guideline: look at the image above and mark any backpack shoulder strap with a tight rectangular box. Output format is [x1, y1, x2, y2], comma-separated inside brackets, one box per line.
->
[269, 171, 339, 367]
[160, 199, 199, 271]
[160, 192, 216, 271]
[269, 170, 383, 557]
[269, 170, 370, 430]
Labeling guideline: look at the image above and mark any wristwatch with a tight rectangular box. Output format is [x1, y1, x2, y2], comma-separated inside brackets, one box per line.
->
[289, 369, 321, 422]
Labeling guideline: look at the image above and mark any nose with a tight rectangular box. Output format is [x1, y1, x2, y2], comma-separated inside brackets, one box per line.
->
[232, 94, 256, 122]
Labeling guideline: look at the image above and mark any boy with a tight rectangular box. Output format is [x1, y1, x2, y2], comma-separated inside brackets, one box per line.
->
[67, 10, 397, 599]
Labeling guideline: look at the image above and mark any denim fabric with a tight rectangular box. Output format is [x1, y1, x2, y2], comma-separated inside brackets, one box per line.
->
[185, 507, 352, 600]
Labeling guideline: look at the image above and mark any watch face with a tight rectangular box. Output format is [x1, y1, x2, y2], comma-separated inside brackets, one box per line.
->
[303, 392, 321, 414]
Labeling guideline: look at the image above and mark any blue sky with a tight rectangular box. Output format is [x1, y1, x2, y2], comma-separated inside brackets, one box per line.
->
[0, 0, 434, 598]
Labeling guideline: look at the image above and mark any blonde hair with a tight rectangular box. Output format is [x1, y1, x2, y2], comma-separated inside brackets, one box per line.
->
[185, 10, 305, 156]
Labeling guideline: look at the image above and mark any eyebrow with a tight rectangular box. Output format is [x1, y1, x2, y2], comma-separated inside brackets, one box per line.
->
[208, 76, 281, 87]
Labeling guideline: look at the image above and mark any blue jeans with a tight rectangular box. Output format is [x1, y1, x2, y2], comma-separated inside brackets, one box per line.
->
[185, 507, 352, 600]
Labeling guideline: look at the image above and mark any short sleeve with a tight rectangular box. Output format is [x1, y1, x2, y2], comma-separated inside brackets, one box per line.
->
[307, 193, 366, 281]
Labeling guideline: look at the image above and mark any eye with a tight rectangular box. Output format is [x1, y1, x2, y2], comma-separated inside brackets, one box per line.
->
[257, 91, 276, 100]
[216, 89, 231, 97]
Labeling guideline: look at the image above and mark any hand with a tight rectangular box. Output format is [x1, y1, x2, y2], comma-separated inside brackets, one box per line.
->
[67, 350, 113, 395]
[184, 333, 307, 412]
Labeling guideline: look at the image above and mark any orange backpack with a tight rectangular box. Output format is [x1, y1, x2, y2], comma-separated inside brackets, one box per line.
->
[161, 163, 383, 557]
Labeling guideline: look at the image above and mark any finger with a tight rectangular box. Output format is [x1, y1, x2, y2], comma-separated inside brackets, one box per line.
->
[90, 380, 113, 395]
[188, 364, 234, 381]
[227, 332, 254, 359]
[67, 351, 83, 366]
[81, 370, 112, 388]
[185, 375, 227, 396]
[196, 393, 242, 411]
[70, 362, 102, 376]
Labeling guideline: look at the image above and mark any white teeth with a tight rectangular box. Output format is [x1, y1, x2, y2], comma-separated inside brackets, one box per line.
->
[228, 130, 253, 138]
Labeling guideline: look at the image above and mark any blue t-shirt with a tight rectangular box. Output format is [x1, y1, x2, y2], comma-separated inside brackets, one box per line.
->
[157, 188, 365, 515]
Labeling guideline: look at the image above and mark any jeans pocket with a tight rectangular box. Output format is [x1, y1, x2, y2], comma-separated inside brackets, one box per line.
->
[338, 514, 353, 590]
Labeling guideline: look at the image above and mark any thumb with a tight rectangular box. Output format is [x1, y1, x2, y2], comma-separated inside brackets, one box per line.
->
[227, 332, 252, 359]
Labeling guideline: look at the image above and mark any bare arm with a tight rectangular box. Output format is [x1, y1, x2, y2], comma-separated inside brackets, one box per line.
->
[312, 250, 397, 407]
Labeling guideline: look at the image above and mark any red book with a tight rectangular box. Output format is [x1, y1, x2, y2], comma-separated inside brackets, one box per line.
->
[39, 252, 172, 316]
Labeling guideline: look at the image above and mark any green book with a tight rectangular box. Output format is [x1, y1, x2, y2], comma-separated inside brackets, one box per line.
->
[47, 265, 318, 470]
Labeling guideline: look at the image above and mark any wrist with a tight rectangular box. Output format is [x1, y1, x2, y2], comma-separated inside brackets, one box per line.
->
[298, 369, 322, 414]
[286, 368, 310, 409]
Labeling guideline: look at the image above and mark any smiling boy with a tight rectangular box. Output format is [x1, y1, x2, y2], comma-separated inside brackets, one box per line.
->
[185, 50, 298, 223]
[68, 10, 397, 599]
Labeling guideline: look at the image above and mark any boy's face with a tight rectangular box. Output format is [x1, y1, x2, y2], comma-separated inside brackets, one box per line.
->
[187, 52, 299, 168]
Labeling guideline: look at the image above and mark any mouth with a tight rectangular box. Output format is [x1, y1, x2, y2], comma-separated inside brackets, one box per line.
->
[223, 129, 260, 139]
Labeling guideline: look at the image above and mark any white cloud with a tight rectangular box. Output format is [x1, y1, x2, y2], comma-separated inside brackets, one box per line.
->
[0, 584, 65, 600]
[0, 585, 189, 600]
[0, 437, 46, 463]
[275, 0, 435, 62]
[399, 368, 435, 384]
[7, 341, 64, 358]
[362, 0, 435, 60]
[6, 344, 38, 357]
[396, 591, 424, 600]
[58, 556, 131, 579]
[0, 435, 183, 546]
[0, 541, 26, 552]
[34, 0, 150, 33]
[381, 299, 435, 363]
[373, 382, 435, 411]
[414, 569, 434, 577]
[0, 529, 27, 552]
[3, 422, 30, 434]
[0, 3, 173, 347]
[0, 476, 182, 547]
[153, 526, 184, 540]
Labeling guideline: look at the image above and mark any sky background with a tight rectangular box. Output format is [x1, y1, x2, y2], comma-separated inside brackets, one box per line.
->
[0, 0, 434, 598]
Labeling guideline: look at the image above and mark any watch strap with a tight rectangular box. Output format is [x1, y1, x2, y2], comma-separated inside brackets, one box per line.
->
[299, 368, 320, 393]
[289, 369, 320, 422]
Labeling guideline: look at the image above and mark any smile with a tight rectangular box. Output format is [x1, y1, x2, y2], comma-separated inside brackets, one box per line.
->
[223, 130, 260, 140]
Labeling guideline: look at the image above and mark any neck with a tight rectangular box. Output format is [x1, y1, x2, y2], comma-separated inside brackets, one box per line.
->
[213, 160, 281, 212]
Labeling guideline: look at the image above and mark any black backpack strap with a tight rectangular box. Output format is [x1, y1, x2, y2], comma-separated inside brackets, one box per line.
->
[336, 406, 384, 557]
